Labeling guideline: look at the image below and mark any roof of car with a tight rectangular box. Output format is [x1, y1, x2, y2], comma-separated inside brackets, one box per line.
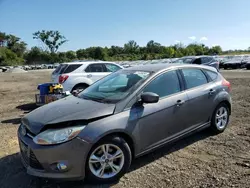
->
[180, 56, 213, 59]
[124, 63, 217, 73]
[61, 60, 101, 65]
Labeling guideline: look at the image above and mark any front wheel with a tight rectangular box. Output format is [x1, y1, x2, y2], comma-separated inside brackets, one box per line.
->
[86, 136, 132, 183]
[210, 103, 230, 133]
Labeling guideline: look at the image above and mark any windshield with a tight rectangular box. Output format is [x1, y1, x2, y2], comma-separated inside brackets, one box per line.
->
[172, 58, 193, 64]
[78, 70, 152, 103]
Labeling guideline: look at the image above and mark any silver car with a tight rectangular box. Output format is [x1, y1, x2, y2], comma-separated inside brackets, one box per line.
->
[18, 64, 231, 183]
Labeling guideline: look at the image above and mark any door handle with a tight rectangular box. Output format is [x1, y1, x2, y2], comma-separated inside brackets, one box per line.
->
[87, 74, 92, 78]
[209, 89, 216, 95]
[176, 100, 185, 106]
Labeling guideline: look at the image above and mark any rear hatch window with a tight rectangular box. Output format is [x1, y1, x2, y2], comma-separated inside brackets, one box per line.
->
[63, 64, 82, 73]
[52, 64, 82, 74]
[52, 64, 67, 74]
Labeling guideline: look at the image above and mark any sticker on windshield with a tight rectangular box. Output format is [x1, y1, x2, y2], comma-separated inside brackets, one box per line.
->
[134, 71, 150, 78]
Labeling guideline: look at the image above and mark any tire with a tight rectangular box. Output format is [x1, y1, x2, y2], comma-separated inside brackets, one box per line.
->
[86, 136, 132, 184]
[210, 103, 230, 134]
[71, 84, 88, 93]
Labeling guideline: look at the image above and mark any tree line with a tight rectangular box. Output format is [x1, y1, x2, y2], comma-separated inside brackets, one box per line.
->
[0, 30, 248, 66]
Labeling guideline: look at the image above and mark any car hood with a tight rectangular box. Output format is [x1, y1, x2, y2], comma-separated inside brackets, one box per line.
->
[22, 96, 115, 134]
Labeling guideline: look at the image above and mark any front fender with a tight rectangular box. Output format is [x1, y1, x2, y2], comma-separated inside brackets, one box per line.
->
[78, 110, 140, 155]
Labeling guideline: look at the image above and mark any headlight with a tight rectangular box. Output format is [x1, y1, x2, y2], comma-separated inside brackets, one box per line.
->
[33, 126, 86, 145]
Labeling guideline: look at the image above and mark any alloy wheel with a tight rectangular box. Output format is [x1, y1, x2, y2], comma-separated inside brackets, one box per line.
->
[88, 144, 125, 179]
[215, 106, 228, 130]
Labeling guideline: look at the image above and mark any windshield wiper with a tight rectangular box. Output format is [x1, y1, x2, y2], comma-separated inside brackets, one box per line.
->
[80, 95, 112, 103]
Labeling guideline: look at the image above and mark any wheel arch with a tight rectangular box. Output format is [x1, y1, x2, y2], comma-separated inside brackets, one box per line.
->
[217, 100, 231, 115]
[71, 83, 90, 92]
[92, 131, 135, 159]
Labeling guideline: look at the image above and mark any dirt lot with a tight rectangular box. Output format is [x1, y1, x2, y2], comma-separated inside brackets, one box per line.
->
[0, 70, 249, 188]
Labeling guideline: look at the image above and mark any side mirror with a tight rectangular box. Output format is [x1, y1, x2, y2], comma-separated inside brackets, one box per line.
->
[141, 92, 159, 104]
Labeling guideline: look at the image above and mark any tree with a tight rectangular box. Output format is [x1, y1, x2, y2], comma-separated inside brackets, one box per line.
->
[209, 46, 222, 55]
[146, 40, 162, 53]
[0, 47, 24, 66]
[108, 46, 123, 56]
[93, 47, 107, 60]
[124, 40, 139, 54]
[163, 47, 175, 58]
[76, 49, 87, 59]
[0, 33, 27, 57]
[0, 32, 7, 47]
[33, 30, 68, 53]
[24, 47, 43, 64]
[65, 51, 77, 60]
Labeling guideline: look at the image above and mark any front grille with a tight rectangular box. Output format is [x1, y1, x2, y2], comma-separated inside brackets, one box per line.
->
[29, 150, 44, 170]
[20, 141, 29, 167]
[19, 141, 44, 170]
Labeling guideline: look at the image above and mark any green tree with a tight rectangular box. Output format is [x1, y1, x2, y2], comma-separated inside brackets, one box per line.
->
[163, 47, 175, 58]
[24, 47, 43, 64]
[108, 46, 123, 56]
[0, 33, 27, 57]
[93, 47, 107, 60]
[76, 49, 87, 59]
[33, 30, 68, 53]
[124, 40, 139, 54]
[65, 51, 77, 60]
[0, 47, 24, 66]
[146, 40, 162, 53]
[209, 46, 222, 55]
[0, 32, 7, 47]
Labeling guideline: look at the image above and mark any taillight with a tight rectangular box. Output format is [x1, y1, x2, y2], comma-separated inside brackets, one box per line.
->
[59, 75, 69, 84]
[222, 78, 231, 92]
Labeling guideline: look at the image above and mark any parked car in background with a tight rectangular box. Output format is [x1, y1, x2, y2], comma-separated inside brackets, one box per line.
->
[172, 56, 220, 71]
[0, 66, 8, 72]
[18, 64, 231, 183]
[35, 65, 42, 69]
[23, 65, 31, 70]
[223, 56, 246, 69]
[51, 61, 123, 92]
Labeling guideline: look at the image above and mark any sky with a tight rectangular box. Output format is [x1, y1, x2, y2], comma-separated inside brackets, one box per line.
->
[1, 0, 250, 51]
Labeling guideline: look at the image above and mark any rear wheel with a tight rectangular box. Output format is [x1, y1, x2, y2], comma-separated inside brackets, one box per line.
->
[86, 136, 132, 183]
[71, 84, 88, 94]
[210, 103, 230, 133]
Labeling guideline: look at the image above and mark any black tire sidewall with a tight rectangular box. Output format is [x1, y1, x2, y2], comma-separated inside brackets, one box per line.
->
[85, 136, 132, 183]
[211, 103, 230, 133]
[74, 85, 87, 91]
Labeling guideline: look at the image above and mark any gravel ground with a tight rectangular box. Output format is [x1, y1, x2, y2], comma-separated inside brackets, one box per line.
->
[0, 70, 249, 188]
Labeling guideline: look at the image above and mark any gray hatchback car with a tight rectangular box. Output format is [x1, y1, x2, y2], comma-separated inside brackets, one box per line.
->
[18, 64, 232, 183]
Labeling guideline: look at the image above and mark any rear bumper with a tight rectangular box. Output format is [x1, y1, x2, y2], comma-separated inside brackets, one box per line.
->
[18, 126, 92, 180]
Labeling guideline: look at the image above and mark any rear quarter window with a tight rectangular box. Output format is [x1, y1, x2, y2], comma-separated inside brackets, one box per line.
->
[204, 70, 218, 81]
[62, 64, 82, 73]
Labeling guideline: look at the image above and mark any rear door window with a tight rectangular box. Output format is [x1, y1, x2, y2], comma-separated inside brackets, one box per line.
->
[85, 64, 105, 72]
[182, 68, 208, 89]
[62, 64, 82, 73]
